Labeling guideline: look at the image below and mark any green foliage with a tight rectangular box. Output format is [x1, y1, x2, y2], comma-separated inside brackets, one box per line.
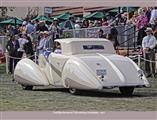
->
[63, 32, 73, 38]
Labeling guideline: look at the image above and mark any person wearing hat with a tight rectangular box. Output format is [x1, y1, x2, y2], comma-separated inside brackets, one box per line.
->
[43, 31, 50, 50]
[74, 19, 81, 37]
[142, 27, 157, 77]
[19, 21, 27, 34]
[49, 18, 61, 46]
[36, 31, 47, 55]
[74, 19, 81, 29]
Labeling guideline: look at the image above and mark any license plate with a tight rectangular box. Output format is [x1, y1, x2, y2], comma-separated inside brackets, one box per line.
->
[96, 69, 106, 76]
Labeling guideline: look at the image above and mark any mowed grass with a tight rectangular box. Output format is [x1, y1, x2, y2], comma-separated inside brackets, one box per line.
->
[0, 64, 157, 111]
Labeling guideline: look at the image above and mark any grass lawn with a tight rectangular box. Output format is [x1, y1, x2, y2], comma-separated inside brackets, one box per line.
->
[0, 63, 157, 111]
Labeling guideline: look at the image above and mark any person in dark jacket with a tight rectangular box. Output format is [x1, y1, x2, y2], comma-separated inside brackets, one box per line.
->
[110, 24, 119, 49]
[24, 35, 34, 60]
[64, 15, 75, 30]
[36, 21, 48, 32]
[98, 29, 106, 38]
[6, 35, 20, 73]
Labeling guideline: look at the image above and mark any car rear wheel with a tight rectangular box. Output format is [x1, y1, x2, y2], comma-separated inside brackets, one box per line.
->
[22, 85, 33, 90]
[119, 87, 134, 96]
[69, 88, 79, 95]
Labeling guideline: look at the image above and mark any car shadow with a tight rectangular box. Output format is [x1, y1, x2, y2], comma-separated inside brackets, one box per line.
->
[33, 88, 68, 92]
[73, 90, 157, 98]
[33, 88, 156, 98]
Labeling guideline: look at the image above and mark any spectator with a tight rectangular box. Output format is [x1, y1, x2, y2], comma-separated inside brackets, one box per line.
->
[24, 35, 34, 59]
[98, 20, 102, 27]
[102, 17, 109, 27]
[153, 26, 157, 39]
[43, 31, 50, 50]
[49, 18, 61, 41]
[26, 20, 34, 34]
[98, 29, 106, 38]
[153, 26, 157, 52]
[53, 42, 62, 54]
[88, 21, 94, 28]
[64, 15, 75, 29]
[149, 7, 157, 26]
[6, 25, 14, 36]
[36, 31, 48, 55]
[82, 19, 89, 28]
[93, 20, 99, 27]
[12, 26, 19, 35]
[142, 27, 157, 77]
[110, 24, 119, 49]
[19, 21, 27, 34]
[33, 19, 39, 32]
[120, 12, 127, 25]
[6, 35, 20, 74]
[106, 15, 113, 25]
[136, 8, 148, 46]
[17, 34, 28, 58]
[74, 19, 81, 38]
[36, 21, 48, 32]
[75, 19, 81, 29]
[145, 7, 152, 22]
[126, 11, 138, 25]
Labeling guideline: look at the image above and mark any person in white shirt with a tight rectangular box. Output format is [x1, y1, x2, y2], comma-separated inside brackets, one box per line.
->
[74, 19, 81, 37]
[74, 19, 81, 29]
[18, 34, 28, 58]
[149, 7, 157, 25]
[37, 31, 46, 55]
[142, 27, 157, 77]
[37, 31, 50, 55]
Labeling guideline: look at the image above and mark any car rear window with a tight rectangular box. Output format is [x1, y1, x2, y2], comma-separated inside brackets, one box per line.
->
[83, 45, 104, 50]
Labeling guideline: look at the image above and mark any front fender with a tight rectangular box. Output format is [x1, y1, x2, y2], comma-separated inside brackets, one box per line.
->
[14, 58, 49, 86]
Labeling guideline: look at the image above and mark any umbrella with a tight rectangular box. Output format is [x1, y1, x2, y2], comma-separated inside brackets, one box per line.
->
[108, 8, 119, 13]
[59, 22, 65, 28]
[109, 7, 138, 13]
[0, 17, 23, 26]
[108, 7, 124, 17]
[84, 12, 104, 20]
[32, 15, 52, 22]
[53, 12, 71, 21]
[122, 7, 139, 13]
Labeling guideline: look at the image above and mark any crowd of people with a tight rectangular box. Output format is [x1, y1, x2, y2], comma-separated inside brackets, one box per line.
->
[0, 7, 157, 76]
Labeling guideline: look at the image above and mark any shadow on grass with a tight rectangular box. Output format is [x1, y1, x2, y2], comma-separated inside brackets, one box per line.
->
[32, 87, 157, 98]
[33, 88, 68, 92]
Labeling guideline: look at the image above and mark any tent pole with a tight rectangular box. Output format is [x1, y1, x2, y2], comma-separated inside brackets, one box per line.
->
[118, 7, 121, 13]
[14, 17, 17, 28]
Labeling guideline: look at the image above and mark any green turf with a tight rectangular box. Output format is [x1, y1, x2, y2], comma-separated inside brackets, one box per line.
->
[0, 63, 157, 111]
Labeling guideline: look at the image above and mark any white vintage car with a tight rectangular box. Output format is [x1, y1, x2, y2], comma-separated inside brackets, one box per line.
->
[14, 38, 149, 96]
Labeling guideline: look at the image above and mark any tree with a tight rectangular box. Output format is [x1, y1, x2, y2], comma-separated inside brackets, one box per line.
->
[0, 7, 8, 17]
